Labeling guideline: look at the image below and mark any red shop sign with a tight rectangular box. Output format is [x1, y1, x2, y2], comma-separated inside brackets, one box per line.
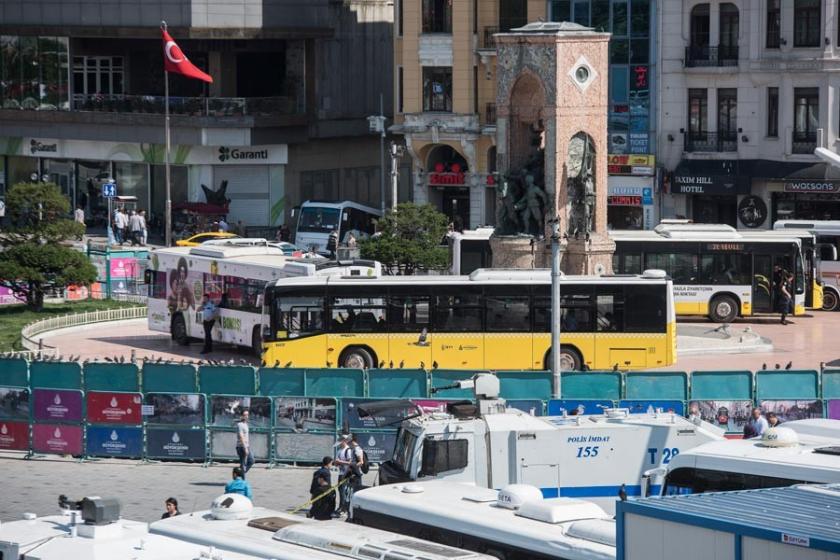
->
[0, 421, 29, 451]
[608, 195, 642, 206]
[428, 172, 466, 186]
[86, 392, 143, 425]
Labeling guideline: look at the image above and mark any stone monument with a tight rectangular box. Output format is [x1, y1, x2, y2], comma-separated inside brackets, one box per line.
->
[490, 22, 615, 274]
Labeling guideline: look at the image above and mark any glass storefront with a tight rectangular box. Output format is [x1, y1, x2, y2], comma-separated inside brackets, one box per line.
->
[692, 194, 737, 226]
[6, 156, 39, 188]
[773, 192, 840, 222]
[151, 164, 189, 233]
[42, 159, 73, 201]
[608, 203, 644, 229]
[114, 161, 150, 210]
[0, 35, 69, 110]
[77, 160, 112, 226]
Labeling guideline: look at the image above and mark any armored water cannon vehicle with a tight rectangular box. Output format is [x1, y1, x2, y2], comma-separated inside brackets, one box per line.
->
[363, 373, 726, 514]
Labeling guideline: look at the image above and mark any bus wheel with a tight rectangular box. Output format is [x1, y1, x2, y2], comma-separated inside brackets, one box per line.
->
[340, 347, 374, 369]
[172, 314, 189, 346]
[823, 290, 839, 311]
[709, 295, 738, 323]
[251, 327, 263, 358]
[544, 346, 582, 371]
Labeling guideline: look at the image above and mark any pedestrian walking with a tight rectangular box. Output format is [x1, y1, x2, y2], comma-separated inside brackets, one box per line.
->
[114, 206, 128, 244]
[778, 273, 793, 325]
[161, 497, 180, 519]
[224, 467, 253, 501]
[309, 456, 336, 520]
[74, 205, 85, 225]
[349, 434, 367, 494]
[139, 210, 148, 245]
[129, 210, 143, 246]
[745, 407, 769, 439]
[334, 434, 354, 514]
[327, 229, 338, 259]
[199, 293, 218, 354]
[236, 409, 255, 479]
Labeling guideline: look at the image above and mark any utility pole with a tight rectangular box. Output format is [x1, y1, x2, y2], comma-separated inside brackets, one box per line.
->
[390, 142, 405, 210]
[368, 94, 387, 213]
[550, 219, 562, 399]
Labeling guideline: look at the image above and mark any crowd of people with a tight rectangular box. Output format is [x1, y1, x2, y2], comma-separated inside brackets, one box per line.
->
[158, 409, 367, 522]
[99, 205, 149, 246]
[743, 406, 783, 439]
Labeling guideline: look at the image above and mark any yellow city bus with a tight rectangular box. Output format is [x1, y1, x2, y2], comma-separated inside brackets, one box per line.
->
[261, 269, 676, 371]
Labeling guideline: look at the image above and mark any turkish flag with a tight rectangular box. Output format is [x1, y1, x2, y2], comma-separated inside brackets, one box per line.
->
[162, 29, 213, 83]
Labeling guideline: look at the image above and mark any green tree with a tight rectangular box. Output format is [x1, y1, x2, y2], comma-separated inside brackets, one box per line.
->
[0, 182, 97, 310]
[360, 203, 449, 274]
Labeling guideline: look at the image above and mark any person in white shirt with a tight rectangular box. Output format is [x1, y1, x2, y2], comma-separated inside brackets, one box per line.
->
[218, 218, 229, 232]
[236, 409, 254, 478]
[334, 435, 354, 514]
[128, 210, 143, 246]
[139, 210, 148, 245]
[745, 407, 769, 439]
[74, 205, 85, 225]
[114, 207, 128, 244]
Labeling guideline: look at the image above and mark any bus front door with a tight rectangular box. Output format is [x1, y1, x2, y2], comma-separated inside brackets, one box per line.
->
[752, 255, 774, 313]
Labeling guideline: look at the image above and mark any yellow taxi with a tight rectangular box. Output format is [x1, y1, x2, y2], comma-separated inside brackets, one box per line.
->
[175, 231, 240, 247]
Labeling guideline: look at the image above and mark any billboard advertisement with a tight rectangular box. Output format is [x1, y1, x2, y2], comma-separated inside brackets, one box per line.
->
[86, 392, 142, 425]
[144, 394, 205, 426]
[274, 397, 336, 433]
[32, 423, 83, 455]
[33, 389, 83, 423]
[146, 428, 207, 460]
[210, 396, 271, 429]
[0, 421, 29, 450]
[0, 387, 30, 420]
[86, 426, 143, 458]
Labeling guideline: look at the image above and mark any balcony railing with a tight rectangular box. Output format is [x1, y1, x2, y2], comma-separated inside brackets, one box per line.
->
[684, 45, 739, 67]
[482, 26, 499, 49]
[685, 131, 738, 152]
[792, 132, 817, 154]
[70, 94, 302, 116]
[485, 102, 496, 125]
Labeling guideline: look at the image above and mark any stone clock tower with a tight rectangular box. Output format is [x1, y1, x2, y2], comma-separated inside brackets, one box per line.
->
[490, 22, 615, 275]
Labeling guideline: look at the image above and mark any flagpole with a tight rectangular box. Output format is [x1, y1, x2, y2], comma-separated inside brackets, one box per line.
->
[163, 21, 172, 248]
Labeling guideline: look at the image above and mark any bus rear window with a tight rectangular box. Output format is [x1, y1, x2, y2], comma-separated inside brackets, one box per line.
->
[149, 270, 167, 299]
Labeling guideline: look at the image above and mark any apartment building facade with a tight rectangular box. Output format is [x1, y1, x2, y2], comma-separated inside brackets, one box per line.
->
[394, 0, 657, 230]
[658, 0, 840, 229]
[0, 0, 396, 233]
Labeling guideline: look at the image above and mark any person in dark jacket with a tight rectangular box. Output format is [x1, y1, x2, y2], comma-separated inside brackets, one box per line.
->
[309, 456, 335, 520]
[327, 229, 338, 259]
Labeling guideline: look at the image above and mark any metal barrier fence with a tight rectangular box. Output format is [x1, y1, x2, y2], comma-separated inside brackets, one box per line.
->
[1, 359, 838, 463]
[20, 306, 148, 352]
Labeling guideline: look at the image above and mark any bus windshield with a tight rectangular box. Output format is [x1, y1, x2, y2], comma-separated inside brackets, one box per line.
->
[298, 207, 340, 234]
[392, 428, 418, 472]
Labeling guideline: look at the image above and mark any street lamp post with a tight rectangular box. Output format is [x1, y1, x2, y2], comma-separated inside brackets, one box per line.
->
[550, 219, 563, 399]
[390, 142, 405, 211]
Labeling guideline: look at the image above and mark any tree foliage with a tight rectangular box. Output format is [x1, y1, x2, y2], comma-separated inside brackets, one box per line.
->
[0, 182, 97, 310]
[360, 203, 449, 274]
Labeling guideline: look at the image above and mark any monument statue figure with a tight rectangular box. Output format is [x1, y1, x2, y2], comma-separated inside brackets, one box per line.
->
[496, 177, 523, 234]
[516, 174, 548, 236]
[566, 133, 595, 239]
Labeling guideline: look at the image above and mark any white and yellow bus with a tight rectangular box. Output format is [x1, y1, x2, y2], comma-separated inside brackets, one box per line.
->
[262, 269, 676, 371]
[611, 223, 807, 322]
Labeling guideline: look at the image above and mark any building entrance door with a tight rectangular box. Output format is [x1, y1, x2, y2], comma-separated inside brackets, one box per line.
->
[442, 188, 470, 231]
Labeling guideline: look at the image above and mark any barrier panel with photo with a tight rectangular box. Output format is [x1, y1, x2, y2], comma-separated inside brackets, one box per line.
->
[367, 369, 428, 398]
[146, 427, 207, 461]
[0, 386, 30, 422]
[758, 400, 824, 423]
[199, 366, 257, 396]
[273, 397, 337, 434]
[141, 364, 198, 393]
[86, 425, 144, 458]
[143, 393, 206, 428]
[560, 372, 622, 400]
[689, 371, 752, 401]
[207, 395, 272, 462]
[86, 391, 143, 425]
[619, 400, 685, 415]
[687, 400, 753, 433]
[305, 369, 365, 398]
[257, 368, 305, 397]
[83, 363, 140, 392]
[29, 361, 82, 390]
[755, 370, 819, 401]
[547, 399, 614, 416]
[0, 358, 28, 387]
[625, 371, 688, 401]
[32, 424, 84, 456]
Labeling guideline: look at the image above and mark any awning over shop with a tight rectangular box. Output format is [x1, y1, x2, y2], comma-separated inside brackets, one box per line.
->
[670, 159, 749, 195]
[740, 160, 840, 193]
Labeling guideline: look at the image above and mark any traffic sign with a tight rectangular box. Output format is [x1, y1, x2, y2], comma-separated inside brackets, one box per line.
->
[102, 183, 117, 197]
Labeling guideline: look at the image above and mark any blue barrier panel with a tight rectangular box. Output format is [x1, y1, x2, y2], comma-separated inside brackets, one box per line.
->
[547, 399, 614, 415]
[86, 426, 144, 458]
[625, 371, 688, 400]
[209, 429, 271, 462]
[497, 371, 553, 399]
[0, 387, 30, 421]
[0, 359, 28, 387]
[689, 371, 752, 400]
[199, 366, 257, 396]
[83, 363, 140, 392]
[506, 399, 545, 415]
[353, 431, 398, 463]
[29, 361, 82, 390]
[142, 364, 197, 393]
[209, 395, 272, 429]
[368, 369, 428, 398]
[560, 371, 622, 400]
[146, 427, 206, 461]
[428, 371, 474, 399]
[273, 397, 337, 433]
[619, 400, 686, 415]
[757, 399, 824, 422]
[305, 369, 364, 398]
[258, 368, 306, 396]
[273, 431, 336, 463]
[755, 370, 819, 400]
[824, 370, 840, 399]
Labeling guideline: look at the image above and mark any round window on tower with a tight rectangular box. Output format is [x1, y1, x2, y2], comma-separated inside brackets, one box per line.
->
[575, 65, 590, 84]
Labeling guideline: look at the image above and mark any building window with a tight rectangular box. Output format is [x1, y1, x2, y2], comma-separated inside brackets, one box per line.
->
[499, 0, 527, 31]
[688, 88, 708, 136]
[717, 88, 737, 151]
[767, 87, 779, 137]
[719, 3, 739, 55]
[423, 67, 452, 112]
[1, 35, 70, 110]
[550, 0, 570, 22]
[73, 56, 124, 96]
[397, 66, 403, 114]
[573, 1, 591, 26]
[422, 0, 452, 33]
[793, 88, 819, 147]
[612, 1, 628, 36]
[690, 4, 711, 49]
[766, 0, 781, 48]
[473, 65, 478, 114]
[397, 0, 403, 36]
[793, 0, 821, 47]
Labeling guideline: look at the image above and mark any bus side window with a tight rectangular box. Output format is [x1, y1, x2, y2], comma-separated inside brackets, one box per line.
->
[596, 288, 624, 331]
[274, 297, 324, 339]
[387, 296, 430, 331]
